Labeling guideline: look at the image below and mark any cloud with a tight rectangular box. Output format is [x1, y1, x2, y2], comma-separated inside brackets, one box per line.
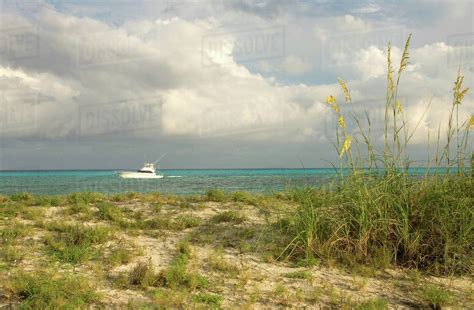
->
[0, 1, 472, 169]
[280, 55, 313, 76]
[352, 4, 381, 14]
[0, 65, 79, 138]
[2, 7, 472, 144]
[338, 14, 372, 32]
[0, 8, 330, 143]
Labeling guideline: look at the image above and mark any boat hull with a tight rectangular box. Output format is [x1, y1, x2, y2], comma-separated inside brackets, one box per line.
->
[119, 172, 164, 179]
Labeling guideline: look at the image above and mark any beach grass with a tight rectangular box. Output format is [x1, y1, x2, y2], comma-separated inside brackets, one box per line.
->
[280, 34, 473, 275]
[44, 223, 113, 264]
[281, 174, 472, 274]
[5, 271, 100, 308]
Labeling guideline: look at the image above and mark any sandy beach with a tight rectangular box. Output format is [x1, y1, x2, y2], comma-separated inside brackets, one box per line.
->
[1, 192, 472, 309]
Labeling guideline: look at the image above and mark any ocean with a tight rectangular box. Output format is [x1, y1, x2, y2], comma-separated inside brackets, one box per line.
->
[0, 167, 451, 196]
[0, 169, 339, 196]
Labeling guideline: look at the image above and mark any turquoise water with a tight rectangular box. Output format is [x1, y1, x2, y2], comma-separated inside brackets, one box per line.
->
[0, 167, 456, 196]
[0, 169, 338, 196]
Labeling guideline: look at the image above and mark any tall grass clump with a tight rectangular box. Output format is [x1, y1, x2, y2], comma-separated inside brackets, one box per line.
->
[283, 35, 473, 275]
[205, 189, 226, 202]
[6, 270, 100, 308]
[67, 192, 105, 204]
[157, 241, 208, 290]
[45, 223, 112, 264]
[9, 192, 34, 203]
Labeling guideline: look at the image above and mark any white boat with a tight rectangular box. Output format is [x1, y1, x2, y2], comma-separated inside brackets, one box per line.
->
[119, 162, 164, 179]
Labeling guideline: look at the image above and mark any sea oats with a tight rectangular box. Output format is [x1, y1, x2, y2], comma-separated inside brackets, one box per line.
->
[453, 70, 469, 105]
[338, 115, 346, 129]
[326, 95, 336, 105]
[339, 136, 352, 158]
[398, 33, 411, 75]
[337, 78, 352, 103]
[396, 99, 403, 114]
[387, 42, 394, 93]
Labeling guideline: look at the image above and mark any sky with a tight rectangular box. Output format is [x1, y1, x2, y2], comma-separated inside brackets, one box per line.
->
[0, 0, 473, 169]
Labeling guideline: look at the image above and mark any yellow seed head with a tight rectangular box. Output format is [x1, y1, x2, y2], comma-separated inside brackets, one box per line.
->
[387, 42, 395, 92]
[338, 115, 346, 128]
[326, 95, 336, 105]
[398, 33, 412, 75]
[469, 115, 474, 129]
[339, 135, 352, 158]
[453, 69, 470, 105]
[396, 99, 403, 113]
[337, 77, 351, 103]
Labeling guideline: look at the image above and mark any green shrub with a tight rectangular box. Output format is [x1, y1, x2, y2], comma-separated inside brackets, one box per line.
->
[49, 196, 63, 206]
[6, 270, 99, 308]
[106, 244, 133, 266]
[152, 202, 162, 213]
[151, 288, 188, 308]
[111, 193, 128, 202]
[65, 203, 91, 216]
[22, 207, 44, 220]
[205, 189, 226, 202]
[96, 202, 123, 222]
[9, 192, 34, 203]
[192, 293, 223, 308]
[231, 191, 256, 204]
[34, 195, 64, 207]
[3, 245, 24, 263]
[158, 253, 190, 289]
[283, 270, 312, 280]
[172, 215, 201, 230]
[128, 261, 157, 288]
[126, 192, 141, 199]
[0, 222, 30, 244]
[0, 202, 25, 218]
[35, 196, 55, 206]
[156, 243, 208, 290]
[208, 249, 239, 276]
[356, 298, 388, 310]
[45, 224, 112, 264]
[67, 192, 105, 204]
[211, 211, 246, 224]
[421, 285, 453, 309]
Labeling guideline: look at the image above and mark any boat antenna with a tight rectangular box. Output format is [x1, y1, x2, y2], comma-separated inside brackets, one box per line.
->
[152, 153, 167, 165]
